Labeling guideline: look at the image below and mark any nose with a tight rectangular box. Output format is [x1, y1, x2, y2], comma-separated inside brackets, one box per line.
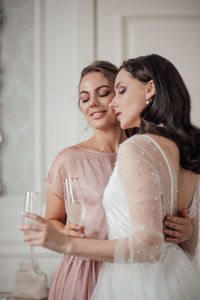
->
[109, 94, 117, 110]
[89, 95, 99, 107]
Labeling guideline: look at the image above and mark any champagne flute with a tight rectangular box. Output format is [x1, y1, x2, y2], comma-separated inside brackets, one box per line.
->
[22, 192, 42, 276]
[63, 177, 86, 261]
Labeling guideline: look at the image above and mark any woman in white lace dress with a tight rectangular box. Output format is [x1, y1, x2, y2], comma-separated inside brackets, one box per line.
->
[21, 54, 200, 300]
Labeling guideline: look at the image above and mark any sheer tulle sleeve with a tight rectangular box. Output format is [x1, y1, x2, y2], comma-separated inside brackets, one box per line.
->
[115, 138, 164, 263]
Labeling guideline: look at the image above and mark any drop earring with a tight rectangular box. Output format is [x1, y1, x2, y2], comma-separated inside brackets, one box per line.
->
[145, 96, 150, 105]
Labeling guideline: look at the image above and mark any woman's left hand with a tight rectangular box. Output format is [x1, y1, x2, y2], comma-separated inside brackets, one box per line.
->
[163, 208, 193, 244]
[20, 213, 71, 254]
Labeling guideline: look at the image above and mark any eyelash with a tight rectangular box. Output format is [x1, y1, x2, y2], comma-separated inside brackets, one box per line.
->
[81, 99, 89, 103]
[119, 88, 126, 95]
[80, 91, 110, 103]
[99, 91, 110, 97]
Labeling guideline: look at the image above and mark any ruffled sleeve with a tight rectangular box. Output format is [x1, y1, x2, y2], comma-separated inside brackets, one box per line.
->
[45, 149, 74, 200]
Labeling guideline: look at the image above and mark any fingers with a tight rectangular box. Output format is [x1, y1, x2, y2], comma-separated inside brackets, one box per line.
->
[164, 210, 193, 244]
[164, 227, 181, 239]
[62, 224, 85, 238]
[67, 230, 85, 238]
[165, 237, 179, 244]
[23, 232, 40, 243]
[165, 215, 188, 225]
[19, 218, 71, 254]
[164, 227, 182, 244]
[23, 213, 46, 224]
[164, 220, 183, 232]
[66, 223, 83, 231]
[20, 223, 42, 233]
[23, 231, 50, 247]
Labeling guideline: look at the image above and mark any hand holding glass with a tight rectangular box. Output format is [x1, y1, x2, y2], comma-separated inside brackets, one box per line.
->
[22, 192, 42, 276]
[64, 177, 86, 261]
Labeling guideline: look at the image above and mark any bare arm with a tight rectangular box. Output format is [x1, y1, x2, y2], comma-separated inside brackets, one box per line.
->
[45, 189, 84, 237]
[21, 213, 116, 262]
[45, 189, 66, 231]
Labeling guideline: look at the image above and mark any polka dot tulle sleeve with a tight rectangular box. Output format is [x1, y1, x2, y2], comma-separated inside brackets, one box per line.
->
[115, 135, 177, 263]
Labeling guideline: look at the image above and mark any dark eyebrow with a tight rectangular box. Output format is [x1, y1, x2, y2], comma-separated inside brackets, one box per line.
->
[115, 82, 121, 90]
[95, 85, 111, 91]
[80, 85, 111, 95]
[80, 91, 89, 96]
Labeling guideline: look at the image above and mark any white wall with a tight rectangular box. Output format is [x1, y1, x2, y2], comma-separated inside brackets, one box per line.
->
[0, 0, 95, 292]
[0, 0, 35, 195]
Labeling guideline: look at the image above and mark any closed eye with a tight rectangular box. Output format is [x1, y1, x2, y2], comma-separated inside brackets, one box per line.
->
[118, 87, 126, 95]
[80, 98, 89, 103]
[99, 91, 110, 98]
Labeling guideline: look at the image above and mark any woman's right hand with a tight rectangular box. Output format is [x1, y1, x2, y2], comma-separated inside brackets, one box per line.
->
[61, 223, 85, 238]
[164, 208, 192, 244]
[21, 213, 71, 254]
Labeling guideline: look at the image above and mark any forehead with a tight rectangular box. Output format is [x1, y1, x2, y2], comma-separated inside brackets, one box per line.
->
[80, 72, 111, 91]
[115, 68, 134, 86]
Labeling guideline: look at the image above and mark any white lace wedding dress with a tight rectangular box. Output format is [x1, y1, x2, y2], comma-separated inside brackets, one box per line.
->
[91, 134, 200, 300]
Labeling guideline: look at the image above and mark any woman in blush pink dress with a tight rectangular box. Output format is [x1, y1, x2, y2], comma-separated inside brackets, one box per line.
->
[44, 61, 193, 300]
[45, 61, 126, 300]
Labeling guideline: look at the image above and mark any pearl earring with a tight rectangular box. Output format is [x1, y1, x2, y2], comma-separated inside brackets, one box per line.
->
[145, 96, 150, 105]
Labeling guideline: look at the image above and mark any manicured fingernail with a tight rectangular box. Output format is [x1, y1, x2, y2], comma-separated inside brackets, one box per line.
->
[80, 234, 84, 238]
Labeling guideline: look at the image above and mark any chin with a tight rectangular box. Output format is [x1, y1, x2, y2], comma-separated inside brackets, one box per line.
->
[120, 118, 140, 130]
[119, 121, 130, 130]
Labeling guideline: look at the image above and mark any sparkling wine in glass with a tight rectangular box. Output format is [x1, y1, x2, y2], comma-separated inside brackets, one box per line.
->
[22, 192, 42, 276]
[64, 177, 86, 261]
[64, 177, 86, 225]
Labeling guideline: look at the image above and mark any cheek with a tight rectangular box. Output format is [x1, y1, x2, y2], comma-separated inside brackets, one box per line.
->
[104, 96, 115, 107]
[80, 104, 88, 115]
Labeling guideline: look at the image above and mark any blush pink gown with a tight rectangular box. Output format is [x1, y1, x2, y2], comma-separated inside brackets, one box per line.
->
[45, 145, 116, 300]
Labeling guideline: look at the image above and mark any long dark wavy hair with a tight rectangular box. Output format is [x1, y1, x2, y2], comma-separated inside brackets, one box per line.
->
[121, 54, 200, 174]
[78, 60, 118, 107]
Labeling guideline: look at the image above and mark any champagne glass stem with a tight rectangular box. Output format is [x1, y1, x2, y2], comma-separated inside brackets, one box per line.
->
[30, 246, 35, 276]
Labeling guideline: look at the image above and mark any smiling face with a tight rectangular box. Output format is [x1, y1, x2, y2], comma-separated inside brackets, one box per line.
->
[79, 72, 119, 130]
[111, 68, 155, 129]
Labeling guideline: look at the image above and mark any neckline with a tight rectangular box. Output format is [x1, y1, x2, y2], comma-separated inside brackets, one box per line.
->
[74, 144, 117, 155]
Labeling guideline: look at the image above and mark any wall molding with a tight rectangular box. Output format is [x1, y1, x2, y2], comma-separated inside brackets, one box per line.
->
[34, 0, 45, 194]
[75, 0, 96, 141]
[116, 14, 200, 63]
